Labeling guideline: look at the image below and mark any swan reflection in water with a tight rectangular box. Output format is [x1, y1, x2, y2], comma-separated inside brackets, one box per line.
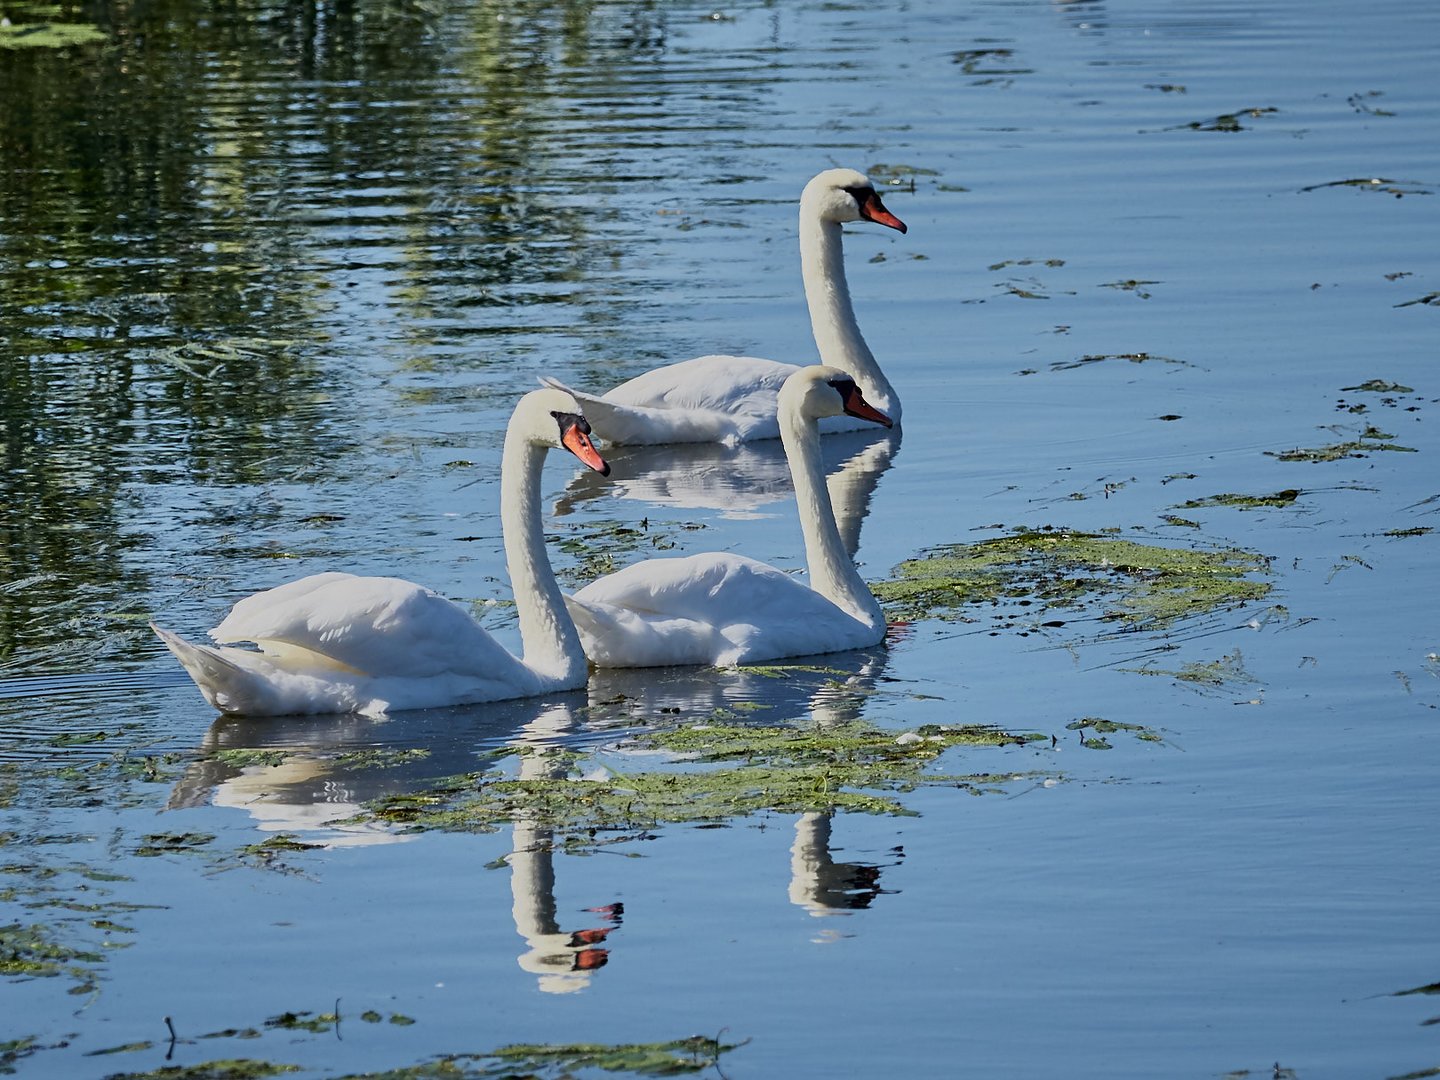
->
[553, 426, 901, 558]
[168, 647, 899, 991]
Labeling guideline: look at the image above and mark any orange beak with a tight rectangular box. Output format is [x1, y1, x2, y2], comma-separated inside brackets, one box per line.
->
[562, 424, 610, 475]
[858, 189, 907, 234]
[838, 382, 894, 428]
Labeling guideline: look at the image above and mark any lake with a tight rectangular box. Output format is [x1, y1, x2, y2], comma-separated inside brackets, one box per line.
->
[2, 0, 1438, 1076]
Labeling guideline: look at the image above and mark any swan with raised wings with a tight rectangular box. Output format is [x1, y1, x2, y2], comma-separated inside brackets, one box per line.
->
[564, 366, 891, 667]
[153, 388, 610, 717]
[546, 168, 907, 446]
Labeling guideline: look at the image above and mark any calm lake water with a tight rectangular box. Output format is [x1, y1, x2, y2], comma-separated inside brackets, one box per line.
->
[2, 0, 1438, 1075]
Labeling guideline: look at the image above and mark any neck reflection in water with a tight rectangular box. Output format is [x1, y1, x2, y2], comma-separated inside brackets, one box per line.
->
[169, 646, 899, 992]
[554, 426, 902, 557]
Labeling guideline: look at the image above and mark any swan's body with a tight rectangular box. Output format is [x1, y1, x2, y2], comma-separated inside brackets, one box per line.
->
[547, 169, 906, 447]
[154, 389, 610, 717]
[564, 366, 891, 667]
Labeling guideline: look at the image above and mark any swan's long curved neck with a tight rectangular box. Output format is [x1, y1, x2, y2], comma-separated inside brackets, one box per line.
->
[501, 431, 587, 685]
[800, 215, 898, 419]
[781, 407, 886, 631]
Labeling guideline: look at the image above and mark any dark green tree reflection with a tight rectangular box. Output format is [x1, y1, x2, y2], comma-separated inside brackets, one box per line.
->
[0, 0, 704, 670]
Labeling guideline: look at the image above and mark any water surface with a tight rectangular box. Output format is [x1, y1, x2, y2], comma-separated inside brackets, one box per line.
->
[2, 0, 1438, 1076]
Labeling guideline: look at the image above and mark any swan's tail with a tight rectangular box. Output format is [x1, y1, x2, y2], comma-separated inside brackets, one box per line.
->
[152, 623, 274, 715]
[538, 376, 739, 447]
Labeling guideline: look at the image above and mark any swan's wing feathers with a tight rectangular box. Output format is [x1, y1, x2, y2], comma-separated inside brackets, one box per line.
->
[604, 356, 797, 414]
[569, 552, 882, 667]
[211, 574, 516, 679]
[572, 552, 794, 621]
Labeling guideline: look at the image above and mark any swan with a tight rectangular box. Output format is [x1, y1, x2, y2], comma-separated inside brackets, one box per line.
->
[153, 387, 610, 717]
[564, 366, 892, 667]
[545, 168, 907, 446]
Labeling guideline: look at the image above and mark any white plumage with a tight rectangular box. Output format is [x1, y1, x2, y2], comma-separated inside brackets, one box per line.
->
[154, 388, 609, 716]
[565, 366, 892, 668]
[545, 168, 907, 446]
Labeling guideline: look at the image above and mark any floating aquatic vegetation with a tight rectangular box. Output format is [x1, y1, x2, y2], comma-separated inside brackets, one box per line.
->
[0, 19, 107, 48]
[98, 1061, 299, 1079]
[1097, 279, 1161, 299]
[1174, 106, 1278, 132]
[871, 528, 1272, 630]
[1299, 177, 1431, 197]
[1123, 649, 1259, 695]
[0, 920, 103, 981]
[1395, 292, 1440, 308]
[1177, 490, 1303, 510]
[950, 46, 1031, 79]
[1065, 717, 1164, 750]
[551, 518, 698, 586]
[1384, 527, 1432, 538]
[1266, 428, 1417, 463]
[87, 1033, 740, 1079]
[265, 1010, 339, 1034]
[334, 749, 431, 771]
[989, 258, 1065, 272]
[133, 832, 215, 858]
[1348, 91, 1396, 116]
[352, 717, 1046, 840]
[1341, 380, 1416, 394]
[865, 163, 939, 188]
[324, 1034, 743, 1079]
[1046, 352, 1193, 372]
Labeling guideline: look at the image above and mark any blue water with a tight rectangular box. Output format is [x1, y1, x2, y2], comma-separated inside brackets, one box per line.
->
[2, 0, 1438, 1075]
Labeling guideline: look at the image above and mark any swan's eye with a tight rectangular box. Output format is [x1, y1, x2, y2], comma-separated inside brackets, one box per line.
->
[550, 410, 591, 437]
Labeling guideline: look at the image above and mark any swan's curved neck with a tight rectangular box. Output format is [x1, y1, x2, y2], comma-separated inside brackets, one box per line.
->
[501, 428, 587, 685]
[799, 213, 898, 419]
[781, 405, 886, 631]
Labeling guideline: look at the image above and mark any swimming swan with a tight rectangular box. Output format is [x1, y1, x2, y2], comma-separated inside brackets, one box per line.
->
[564, 366, 892, 667]
[153, 387, 610, 716]
[545, 168, 906, 446]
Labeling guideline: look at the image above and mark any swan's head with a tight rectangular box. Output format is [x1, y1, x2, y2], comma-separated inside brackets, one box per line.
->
[518, 387, 611, 475]
[781, 365, 894, 428]
[801, 168, 907, 234]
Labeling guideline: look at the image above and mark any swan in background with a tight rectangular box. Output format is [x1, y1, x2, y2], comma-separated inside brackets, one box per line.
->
[545, 168, 907, 446]
[565, 366, 892, 667]
[153, 388, 610, 717]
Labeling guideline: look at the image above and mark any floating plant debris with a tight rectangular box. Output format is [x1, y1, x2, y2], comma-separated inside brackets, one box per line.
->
[1175, 106, 1278, 132]
[0, 19, 107, 48]
[1300, 177, 1431, 197]
[1122, 649, 1259, 694]
[950, 46, 1031, 77]
[349, 717, 1048, 841]
[1265, 431, 1417, 462]
[1177, 490, 1303, 510]
[1048, 352, 1192, 372]
[871, 528, 1272, 630]
[1341, 379, 1416, 394]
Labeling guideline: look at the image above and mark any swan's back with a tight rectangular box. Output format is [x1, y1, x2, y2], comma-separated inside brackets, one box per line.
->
[603, 355, 796, 413]
[567, 551, 878, 667]
[211, 572, 527, 682]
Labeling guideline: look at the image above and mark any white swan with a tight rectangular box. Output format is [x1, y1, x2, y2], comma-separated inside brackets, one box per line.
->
[564, 366, 892, 667]
[545, 168, 907, 446]
[153, 388, 610, 717]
